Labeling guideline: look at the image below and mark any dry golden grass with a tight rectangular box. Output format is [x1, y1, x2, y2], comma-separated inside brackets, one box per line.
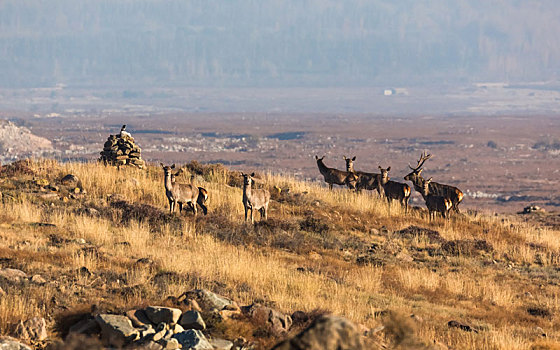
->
[0, 159, 558, 349]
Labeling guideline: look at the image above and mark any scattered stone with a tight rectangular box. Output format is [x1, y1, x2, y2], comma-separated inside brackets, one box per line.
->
[527, 306, 551, 318]
[272, 315, 364, 350]
[95, 314, 139, 347]
[0, 268, 27, 282]
[242, 303, 292, 335]
[447, 320, 478, 333]
[0, 337, 32, 350]
[172, 330, 213, 350]
[171, 324, 184, 334]
[158, 338, 181, 349]
[68, 318, 100, 336]
[139, 340, 164, 350]
[139, 325, 156, 338]
[179, 310, 206, 330]
[410, 314, 423, 323]
[60, 174, 79, 186]
[144, 306, 182, 325]
[35, 179, 49, 187]
[210, 338, 234, 350]
[14, 317, 48, 341]
[77, 266, 93, 277]
[180, 289, 234, 311]
[30, 274, 46, 285]
[396, 252, 414, 262]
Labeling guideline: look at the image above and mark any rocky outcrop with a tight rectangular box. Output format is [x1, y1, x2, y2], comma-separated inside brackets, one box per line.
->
[0, 120, 53, 162]
[95, 314, 139, 347]
[144, 306, 182, 325]
[272, 315, 364, 350]
[0, 337, 32, 350]
[242, 303, 292, 335]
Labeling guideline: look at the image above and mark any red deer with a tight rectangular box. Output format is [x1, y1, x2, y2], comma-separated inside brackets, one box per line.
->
[170, 170, 209, 215]
[316, 156, 358, 190]
[241, 172, 270, 224]
[378, 166, 411, 213]
[161, 164, 201, 216]
[421, 178, 453, 220]
[403, 152, 463, 213]
[343, 155, 381, 193]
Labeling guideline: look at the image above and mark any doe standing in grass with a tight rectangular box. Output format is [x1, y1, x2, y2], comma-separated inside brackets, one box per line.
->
[161, 163, 201, 216]
[242, 172, 270, 224]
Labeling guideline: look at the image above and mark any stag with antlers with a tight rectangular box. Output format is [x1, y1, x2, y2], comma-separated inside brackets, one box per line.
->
[403, 152, 464, 213]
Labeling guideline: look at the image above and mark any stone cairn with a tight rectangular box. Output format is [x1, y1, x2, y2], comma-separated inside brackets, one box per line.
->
[99, 125, 145, 169]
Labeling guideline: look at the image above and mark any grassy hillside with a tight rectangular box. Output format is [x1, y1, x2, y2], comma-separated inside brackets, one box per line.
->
[0, 159, 558, 349]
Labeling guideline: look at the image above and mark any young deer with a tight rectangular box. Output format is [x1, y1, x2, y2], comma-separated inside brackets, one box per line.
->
[161, 164, 200, 216]
[315, 156, 358, 190]
[404, 152, 463, 213]
[242, 172, 270, 224]
[378, 166, 411, 213]
[421, 178, 453, 220]
[343, 155, 381, 193]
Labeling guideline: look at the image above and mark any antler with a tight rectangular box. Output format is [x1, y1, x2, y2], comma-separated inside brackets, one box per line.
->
[408, 151, 432, 171]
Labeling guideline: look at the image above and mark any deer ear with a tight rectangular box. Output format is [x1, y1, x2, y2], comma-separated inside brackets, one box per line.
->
[251, 172, 255, 177]
[352, 156, 356, 161]
[427, 177, 433, 183]
[160, 163, 164, 168]
[171, 164, 175, 169]
[343, 156, 347, 160]
[315, 155, 319, 160]
[387, 166, 391, 171]
[378, 166, 382, 170]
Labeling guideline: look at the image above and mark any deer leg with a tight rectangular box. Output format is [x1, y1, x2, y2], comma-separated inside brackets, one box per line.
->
[329, 183, 333, 190]
[192, 202, 197, 216]
[199, 203, 208, 215]
[250, 208, 254, 224]
[244, 206, 249, 221]
[178, 202, 183, 214]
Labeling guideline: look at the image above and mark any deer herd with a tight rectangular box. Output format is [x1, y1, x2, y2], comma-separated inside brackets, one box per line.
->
[317, 151, 463, 220]
[160, 151, 463, 223]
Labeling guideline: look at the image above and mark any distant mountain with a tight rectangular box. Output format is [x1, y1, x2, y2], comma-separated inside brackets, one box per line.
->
[1, 0, 559, 88]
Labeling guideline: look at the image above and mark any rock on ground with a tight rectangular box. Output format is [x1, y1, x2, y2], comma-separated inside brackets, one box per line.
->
[172, 330, 213, 350]
[272, 315, 364, 350]
[0, 268, 27, 282]
[242, 303, 292, 335]
[95, 314, 139, 347]
[144, 306, 182, 325]
[0, 337, 32, 350]
[179, 310, 206, 331]
[180, 289, 234, 311]
[14, 317, 48, 341]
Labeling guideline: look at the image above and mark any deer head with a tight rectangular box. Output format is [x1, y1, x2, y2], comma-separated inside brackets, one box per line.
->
[343, 156, 356, 172]
[378, 166, 391, 184]
[421, 177, 433, 196]
[404, 152, 431, 182]
[241, 172, 256, 186]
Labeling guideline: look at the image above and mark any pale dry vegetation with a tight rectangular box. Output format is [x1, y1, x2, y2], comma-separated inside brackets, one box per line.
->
[0, 159, 559, 349]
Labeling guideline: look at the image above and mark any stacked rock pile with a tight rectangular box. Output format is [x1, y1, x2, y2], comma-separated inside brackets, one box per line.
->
[99, 125, 145, 168]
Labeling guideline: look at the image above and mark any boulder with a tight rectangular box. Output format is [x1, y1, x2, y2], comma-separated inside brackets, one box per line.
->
[0, 268, 27, 282]
[30, 274, 46, 285]
[126, 309, 153, 328]
[172, 330, 213, 350]
[95, 314, 139, 347]
[210, 338, 234, 350]
[180, 289, 234, 311]
[179, 311, 206, 330]
[144, 306, 182, 325]
[60, 174, 79, 186]
[14, 317, 48, 341]
[242, 303, 292, 335]
[272, 315, 364, 350]
[158, 338, 181, 349]
[0, 338, 32, 350]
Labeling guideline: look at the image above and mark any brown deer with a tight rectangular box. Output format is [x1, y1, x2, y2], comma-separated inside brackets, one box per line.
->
[343, 155, 381, 193]
[315, 156, 358, 190]
[378, 166, 411, 212]
[421, 178, 453, 220]
[241, 172, 270, 224]
[161, 164, 201, 215]
[403, 152, 463, 213]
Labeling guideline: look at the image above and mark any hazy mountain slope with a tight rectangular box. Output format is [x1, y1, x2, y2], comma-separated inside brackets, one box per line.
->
[1, 1, 559, 88]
